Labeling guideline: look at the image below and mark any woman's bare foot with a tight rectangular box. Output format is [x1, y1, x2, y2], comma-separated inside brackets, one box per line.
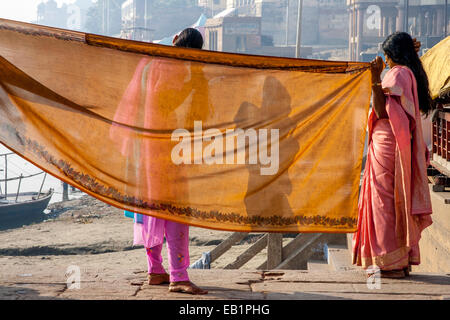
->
[148, 273, 170, 285]
[169, 281, 208, 295]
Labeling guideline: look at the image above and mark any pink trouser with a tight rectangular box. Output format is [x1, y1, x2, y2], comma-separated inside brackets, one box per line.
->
[145, 220, 190, 282]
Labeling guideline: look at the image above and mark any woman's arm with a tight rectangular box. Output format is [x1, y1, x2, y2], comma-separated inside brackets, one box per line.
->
[370, 56, 388, 119]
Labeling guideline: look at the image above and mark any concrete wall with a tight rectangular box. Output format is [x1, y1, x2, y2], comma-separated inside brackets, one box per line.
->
[413, 187, 450, 273]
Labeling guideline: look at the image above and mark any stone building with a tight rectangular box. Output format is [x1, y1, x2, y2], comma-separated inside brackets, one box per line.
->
[224, 0, 289, 45]
[198, 0, 228, 15]
[226, 0, 259, 10]
[317, 0, 349, 45]
[348, 0, 449, 61]
[99, 0, 127, 36]
[37, 0, 66, 28]
[36, 0, 94, 31]
[117, 1, 204, 42]
[204, 12, 313, 57]
[205, 16, 262, 52]
[120, 0, 153, 41]
[216, 1, 348, 48]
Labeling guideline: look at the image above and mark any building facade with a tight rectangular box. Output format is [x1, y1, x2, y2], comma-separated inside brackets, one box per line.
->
[219, 0, 348, 47]
[317, 0, 349, 45]
[205, 16, 261, 52]
[120, 0, 153, 41]
[348, 0, 449, 61]
[99, 0, 127, 36]
[198, 0, 228, 15]
[36, 0, 94, 31]
[227, 0, 256, 8]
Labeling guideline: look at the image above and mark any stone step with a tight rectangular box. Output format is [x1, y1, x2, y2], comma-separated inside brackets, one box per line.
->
[2, 268, 449, 300]
[307, 259, 331, 272]
[305, 234, 353, 272]
[326, 244, 356, 272]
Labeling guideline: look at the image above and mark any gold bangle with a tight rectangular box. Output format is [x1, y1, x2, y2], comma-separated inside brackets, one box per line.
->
[372, 82, 382, 87]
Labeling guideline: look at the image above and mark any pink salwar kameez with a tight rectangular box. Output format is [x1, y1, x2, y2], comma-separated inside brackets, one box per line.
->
[110, 58, 192, 282]
[352, 65, 433, 271]
[135, 217, 190, 282]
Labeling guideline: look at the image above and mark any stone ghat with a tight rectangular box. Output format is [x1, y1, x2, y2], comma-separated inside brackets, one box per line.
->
[0, 268, 449, 300]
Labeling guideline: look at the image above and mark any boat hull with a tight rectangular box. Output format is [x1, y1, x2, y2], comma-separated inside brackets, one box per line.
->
[0, 190, 53, 227]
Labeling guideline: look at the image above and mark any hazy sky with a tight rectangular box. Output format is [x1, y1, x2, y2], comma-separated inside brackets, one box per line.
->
[0, 1, 80, 23]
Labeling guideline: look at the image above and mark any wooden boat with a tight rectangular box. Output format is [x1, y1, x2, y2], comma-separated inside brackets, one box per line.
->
[0, 151, 53, 228]
[0, 190, 53, 225]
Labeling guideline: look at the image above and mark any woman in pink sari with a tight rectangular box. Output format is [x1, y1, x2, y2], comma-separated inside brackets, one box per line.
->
[352, 32, 434, 278]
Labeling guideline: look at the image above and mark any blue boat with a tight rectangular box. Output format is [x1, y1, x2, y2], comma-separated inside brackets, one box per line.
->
[0, 190, 53, 226]
[0, 151, 53, 228]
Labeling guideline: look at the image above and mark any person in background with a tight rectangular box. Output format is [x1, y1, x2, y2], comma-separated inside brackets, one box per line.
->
[141, 28, 207, 294]
[352, 32, 434, 278]
[119, 28, 208, 295]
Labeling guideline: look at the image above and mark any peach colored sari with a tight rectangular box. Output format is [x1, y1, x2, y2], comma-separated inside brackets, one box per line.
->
[352, 66, 433, 270]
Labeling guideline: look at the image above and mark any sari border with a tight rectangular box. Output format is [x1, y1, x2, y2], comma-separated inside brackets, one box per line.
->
[353, 246, 420, 270]
[1, 125, 358, 231]
[0, 18, 369, 74]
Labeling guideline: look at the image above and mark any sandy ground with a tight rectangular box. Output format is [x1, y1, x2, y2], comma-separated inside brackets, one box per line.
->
[0, 195, 295, 282]
[1, 196, 449, 301]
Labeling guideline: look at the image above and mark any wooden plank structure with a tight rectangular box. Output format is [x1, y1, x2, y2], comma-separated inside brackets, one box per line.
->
[208, 232, 248, 264]
[224, 234, 267, 269]
[430, 93, 450, 191]
[193, 231, 343, 270]
[432, 110, 450, 173]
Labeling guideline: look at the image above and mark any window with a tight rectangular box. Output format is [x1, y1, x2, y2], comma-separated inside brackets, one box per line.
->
[209, 30, 218, 51]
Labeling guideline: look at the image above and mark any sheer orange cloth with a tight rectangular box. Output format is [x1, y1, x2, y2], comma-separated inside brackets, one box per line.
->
[0, 19, 371, 233]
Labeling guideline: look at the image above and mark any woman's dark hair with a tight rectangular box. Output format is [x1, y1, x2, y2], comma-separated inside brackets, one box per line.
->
[382, 32, 434, 116]
[174, 28, 203, 49]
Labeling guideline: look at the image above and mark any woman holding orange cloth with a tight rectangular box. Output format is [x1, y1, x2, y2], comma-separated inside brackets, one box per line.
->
[352, 32, 434, 278]
[111, 28, 208, 294]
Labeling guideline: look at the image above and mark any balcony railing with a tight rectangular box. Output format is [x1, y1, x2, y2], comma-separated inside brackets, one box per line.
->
[431, 107, 450, 182]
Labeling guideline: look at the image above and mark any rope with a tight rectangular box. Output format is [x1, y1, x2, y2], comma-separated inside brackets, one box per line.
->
[0, 171, 44, 182]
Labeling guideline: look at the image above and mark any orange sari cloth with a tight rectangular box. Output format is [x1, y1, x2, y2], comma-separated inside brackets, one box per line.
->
[0, 19, 371, 233]
[352, 66, 433, 270]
